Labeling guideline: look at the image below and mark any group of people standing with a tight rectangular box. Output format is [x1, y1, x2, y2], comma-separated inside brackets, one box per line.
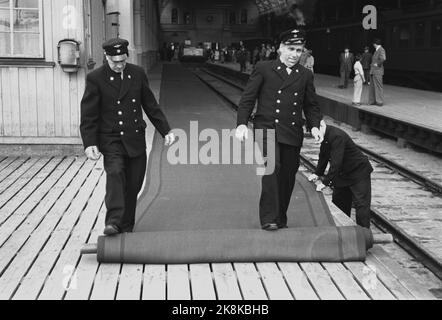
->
[339, 39, 387, 107]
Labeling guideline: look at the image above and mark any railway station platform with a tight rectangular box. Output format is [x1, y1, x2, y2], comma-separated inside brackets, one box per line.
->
[0, 63, 439, 300]
[206, 62, 442, 154]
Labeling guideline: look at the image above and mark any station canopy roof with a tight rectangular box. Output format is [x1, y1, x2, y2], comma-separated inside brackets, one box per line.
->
[161, 0, 293, 14]
[254, 0, 290, 14]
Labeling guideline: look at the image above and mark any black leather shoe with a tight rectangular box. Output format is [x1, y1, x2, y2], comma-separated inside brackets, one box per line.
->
[278, 225, 288, 229]
[376, 103, 383, 107]
[103, 224, 120, 236]
[262, 223, 278, 231]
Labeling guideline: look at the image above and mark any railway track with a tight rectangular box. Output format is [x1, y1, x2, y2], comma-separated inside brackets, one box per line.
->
[191, 66, 442, 280]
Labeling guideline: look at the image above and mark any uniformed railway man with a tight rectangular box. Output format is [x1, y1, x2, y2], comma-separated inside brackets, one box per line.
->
[309, 121, 373, 229]
[80, 38, 175, 236]
[235, 29, 323, 231]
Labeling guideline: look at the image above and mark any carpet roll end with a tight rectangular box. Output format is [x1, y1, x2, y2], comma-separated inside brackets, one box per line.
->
[373, 233, 394, 244]
[81, 244, 98, 255]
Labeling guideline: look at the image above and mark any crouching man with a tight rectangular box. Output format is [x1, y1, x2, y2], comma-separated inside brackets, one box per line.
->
[308, 121, 373, 228]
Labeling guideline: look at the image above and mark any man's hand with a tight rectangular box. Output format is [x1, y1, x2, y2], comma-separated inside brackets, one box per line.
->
[316, 183, 326, 192]
[308, 174, 319, 183]
[311, 127, 324, 144]
[235, 125, 249, 142]
[165, 132, 176, 146]
[85, 146, 102, 161]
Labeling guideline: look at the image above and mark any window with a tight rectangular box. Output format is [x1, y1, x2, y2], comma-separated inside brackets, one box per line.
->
[229, 11, 236, 25]
[183, 12, 192, 25]
[399, 24, 410, 48]
[415, 22, 426, 47]
[0, 0, 43, 58]
[171, 8, 178, 24]
[430, 20, 441, 47]
[240, 9, 247, 24]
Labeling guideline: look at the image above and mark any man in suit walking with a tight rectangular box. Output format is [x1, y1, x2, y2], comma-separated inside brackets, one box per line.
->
[309, 121, 373, 229]
[368, 38, 387, 106]
[339, 46, 354, 89]
[235, 29, 323, 231]
[80, 38, 175, 236]
[361, 46, 373, 85]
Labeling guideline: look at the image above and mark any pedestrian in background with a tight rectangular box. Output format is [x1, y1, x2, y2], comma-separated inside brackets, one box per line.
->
[361, 46, 372, 85]
[339, 45, 354, 89]
[236, 46, 248, 73]
[300, 48, 314, 74]
[353, 54, 365, 106]
[368, 38, 387, 107]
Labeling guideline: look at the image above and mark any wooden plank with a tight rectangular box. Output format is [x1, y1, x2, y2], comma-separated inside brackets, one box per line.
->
[212, 263, 242, 301]
[64, 204, 106, 300]
[116, 264, 144, 300]
[300, 263, 345, 300]
[0, 157, 57, 224]
[0, 158, 86, 277]
[167, 265, 191, 300]
[36, 68, 55, 136]
[364, 252, 416, 300]
[0, 159, 97, 300]
[0, 157, 7, 168]
[1, 68, 12, 136]
[90, 263, 121, 300]
[256, 263, 293, 300]
[322, 263, 370, 300]
[0, 70, 3, 136]
[344, 262, 396, 300]
[278, 263, 319, 300]
[189, 264, 217, 300]
[369, 246, 436, 300]
[0, 158, 38, 194]
[0, 157, 16, 174]
[11, 162, 103, 300]
[9, 68, 21, 136]
[142, 265, 167, 300]
[37, 178, 106, 300]
[0, 157, 75, 247]
[19, 68, 38, 137]
[234, 263, 268, 300]
[0, 157, 29, 190]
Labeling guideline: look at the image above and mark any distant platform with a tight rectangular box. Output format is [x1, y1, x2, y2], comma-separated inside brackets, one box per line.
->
[206, 62, 442, 153]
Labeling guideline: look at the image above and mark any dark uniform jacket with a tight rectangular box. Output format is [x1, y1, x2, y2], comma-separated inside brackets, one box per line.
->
[315, 126, 373, 188]
[80, 63, 171, 158]
[237, 60, 322, 147]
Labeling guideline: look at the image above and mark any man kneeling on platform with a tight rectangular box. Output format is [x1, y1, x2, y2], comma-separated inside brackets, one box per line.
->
[308, 121, 373, 228]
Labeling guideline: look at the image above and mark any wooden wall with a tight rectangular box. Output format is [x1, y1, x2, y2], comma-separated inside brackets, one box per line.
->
[0, 0, 161, 151]
[0, 0, 89, 145]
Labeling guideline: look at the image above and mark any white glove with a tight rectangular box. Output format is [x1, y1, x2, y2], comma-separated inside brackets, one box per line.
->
[165, 132, 176, 146]
[308, 174, 319, 182]
[235, 125, 249, 142]
[316, 183, 326, 192]
[85, 146, 102, 161]
[311, 127, 324, 144]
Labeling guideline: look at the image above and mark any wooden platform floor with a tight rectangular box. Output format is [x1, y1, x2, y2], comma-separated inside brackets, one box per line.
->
[0, 154, 437, 300]
[213, 62, 442, 133]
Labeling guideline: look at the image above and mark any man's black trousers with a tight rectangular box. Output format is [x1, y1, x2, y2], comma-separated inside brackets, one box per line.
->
[260, 142, 301, 227]
[103, 152, 147, 232]
[332, 176, 372, 228]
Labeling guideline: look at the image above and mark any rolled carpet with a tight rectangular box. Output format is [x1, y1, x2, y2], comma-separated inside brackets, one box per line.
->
[96, 226, 373, 264]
